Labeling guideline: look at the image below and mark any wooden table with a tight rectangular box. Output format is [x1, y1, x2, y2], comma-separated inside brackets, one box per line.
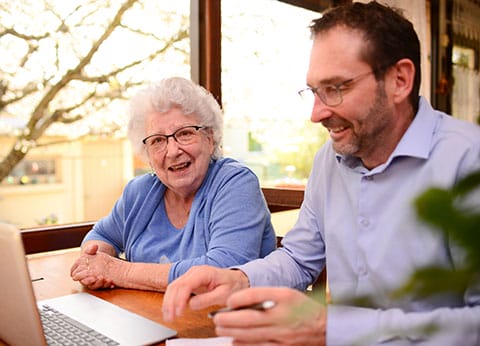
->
[24, 248, 217, 345]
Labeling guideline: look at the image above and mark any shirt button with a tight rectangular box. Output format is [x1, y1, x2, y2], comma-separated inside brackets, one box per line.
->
[360, 218, 370, 227]
[357, 265, 368, 276]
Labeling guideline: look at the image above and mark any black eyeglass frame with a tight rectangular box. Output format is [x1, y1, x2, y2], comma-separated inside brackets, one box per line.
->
[142, 125, 205, 149]
[298, 70, 375, 107]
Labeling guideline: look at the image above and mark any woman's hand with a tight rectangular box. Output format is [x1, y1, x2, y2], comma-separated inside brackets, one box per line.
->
[70, 243, 127, 290]
[213, 287, 326, 346]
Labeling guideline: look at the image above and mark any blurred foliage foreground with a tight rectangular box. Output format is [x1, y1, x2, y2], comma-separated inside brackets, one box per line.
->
[396, 168, 480, 298]
[305, 169, 480, 343]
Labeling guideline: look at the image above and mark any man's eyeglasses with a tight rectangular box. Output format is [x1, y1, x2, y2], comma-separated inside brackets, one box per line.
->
[142, 125, 205, 152]
[298, 70, 374, 107]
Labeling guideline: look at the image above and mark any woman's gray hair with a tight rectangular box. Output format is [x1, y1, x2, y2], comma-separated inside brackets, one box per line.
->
[128, 77, 223, 163]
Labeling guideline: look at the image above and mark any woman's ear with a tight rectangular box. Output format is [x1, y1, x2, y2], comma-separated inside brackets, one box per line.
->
[388, 58, 415, 104]
[147, 160, 155, 175]
[206, 128, 215, 155]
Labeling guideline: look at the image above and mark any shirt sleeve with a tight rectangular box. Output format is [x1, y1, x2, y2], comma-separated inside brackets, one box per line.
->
[81, 196, 126, 255]
[81, 176, 151, 256]
[238, 170, 327, 290]
[327, 304, 480, 345]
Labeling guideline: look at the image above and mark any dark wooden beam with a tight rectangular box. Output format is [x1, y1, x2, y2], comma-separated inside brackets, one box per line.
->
[21, 222, 94, 254]
[198, 0, 222, 105]
[277, 0, 351, 13]
[262, 187, 304, 212]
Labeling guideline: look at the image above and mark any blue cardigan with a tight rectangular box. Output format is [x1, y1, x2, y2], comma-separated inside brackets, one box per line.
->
[83, 157, 276, 283]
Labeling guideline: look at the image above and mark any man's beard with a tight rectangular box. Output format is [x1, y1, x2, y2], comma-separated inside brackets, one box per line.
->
[332, 84, 390, 158]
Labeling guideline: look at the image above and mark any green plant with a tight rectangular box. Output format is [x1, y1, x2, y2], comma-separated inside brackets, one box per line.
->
[37, 213, 59, 226]
[395, 169, 480, 298]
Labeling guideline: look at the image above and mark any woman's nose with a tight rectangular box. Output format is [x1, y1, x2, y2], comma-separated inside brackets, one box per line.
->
[164, 137, 182, 156]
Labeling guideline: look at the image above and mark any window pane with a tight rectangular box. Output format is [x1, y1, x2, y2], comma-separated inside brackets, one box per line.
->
[451, 45, 479, 124]
[1, 158, 58, 186]
[0, 0, 190, 227]
[221, 0, 328, 188]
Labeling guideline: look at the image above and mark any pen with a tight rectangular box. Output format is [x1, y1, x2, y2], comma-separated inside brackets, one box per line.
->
[31, 277, 44, 282]
[208, 300, 276, 318]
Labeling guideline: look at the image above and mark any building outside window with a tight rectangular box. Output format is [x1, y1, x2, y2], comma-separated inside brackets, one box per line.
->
[0, 0, 190, 227]
[1, 158, 58, 186]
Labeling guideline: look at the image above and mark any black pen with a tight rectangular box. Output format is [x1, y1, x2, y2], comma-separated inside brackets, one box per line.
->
[208, 300, 276, 318]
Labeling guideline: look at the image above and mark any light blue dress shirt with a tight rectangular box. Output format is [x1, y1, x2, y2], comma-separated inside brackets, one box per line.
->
[239, 98, 480, 345]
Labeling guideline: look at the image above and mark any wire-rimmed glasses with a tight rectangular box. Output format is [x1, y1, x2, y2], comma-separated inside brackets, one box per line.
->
[297, 70, 374, 107]
[142, 125, 205, 152]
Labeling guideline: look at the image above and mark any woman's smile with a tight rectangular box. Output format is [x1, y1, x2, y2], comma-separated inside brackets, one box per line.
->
[168, 161, 191, 172]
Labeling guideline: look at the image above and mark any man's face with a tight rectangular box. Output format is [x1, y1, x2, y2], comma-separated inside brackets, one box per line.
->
[306, 27, 397, 167]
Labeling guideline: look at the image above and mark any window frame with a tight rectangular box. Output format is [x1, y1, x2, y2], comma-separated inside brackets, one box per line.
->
[191, 0, 334, 206]
[191, 0, 333, 102]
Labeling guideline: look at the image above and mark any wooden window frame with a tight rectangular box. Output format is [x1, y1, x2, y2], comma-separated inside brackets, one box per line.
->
[192, 0, 337, 208]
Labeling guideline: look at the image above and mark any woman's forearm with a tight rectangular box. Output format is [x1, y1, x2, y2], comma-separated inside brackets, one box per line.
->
[115, 261, 171, 292]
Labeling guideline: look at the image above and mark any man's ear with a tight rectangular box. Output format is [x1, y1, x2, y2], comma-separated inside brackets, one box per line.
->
[388, 58, 415, 104]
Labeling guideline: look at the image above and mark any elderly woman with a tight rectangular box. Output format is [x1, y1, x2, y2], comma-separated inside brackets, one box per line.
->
[70, 77, 276, 292]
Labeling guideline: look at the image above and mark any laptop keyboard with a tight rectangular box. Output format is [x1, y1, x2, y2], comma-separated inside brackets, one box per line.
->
[40, 305, 120, 346]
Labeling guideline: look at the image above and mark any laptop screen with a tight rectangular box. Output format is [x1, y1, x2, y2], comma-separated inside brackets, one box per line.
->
[0, 222, 47, 345]
[0, 223, 177, 346]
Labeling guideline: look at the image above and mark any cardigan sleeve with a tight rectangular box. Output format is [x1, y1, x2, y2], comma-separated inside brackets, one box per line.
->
[168, 161, 276, 282]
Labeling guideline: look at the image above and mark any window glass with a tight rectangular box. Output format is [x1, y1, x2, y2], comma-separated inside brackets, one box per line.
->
[451, 45, 479, 124]
[221, 0, 328, 188]
[0, 0, 189, 227]
[1, 159, 58, 186]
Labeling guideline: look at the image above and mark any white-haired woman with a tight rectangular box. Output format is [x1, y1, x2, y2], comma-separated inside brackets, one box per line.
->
[71, 77, 276, 292]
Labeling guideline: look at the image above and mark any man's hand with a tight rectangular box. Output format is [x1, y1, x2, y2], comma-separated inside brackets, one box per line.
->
[162, 265, 249, 321]
[213, 287, 326, 346]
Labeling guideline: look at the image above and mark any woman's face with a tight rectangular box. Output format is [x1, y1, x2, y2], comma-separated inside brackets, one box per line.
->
[145, 107, 214, 198]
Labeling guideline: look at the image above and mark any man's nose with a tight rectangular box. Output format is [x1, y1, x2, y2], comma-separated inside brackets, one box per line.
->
[310, 95, 333, 123]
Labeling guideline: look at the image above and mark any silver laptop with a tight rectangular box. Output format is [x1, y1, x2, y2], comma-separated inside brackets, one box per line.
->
[0, 222, 177, 346]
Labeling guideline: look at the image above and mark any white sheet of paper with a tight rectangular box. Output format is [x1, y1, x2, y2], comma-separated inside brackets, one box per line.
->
[166, 336, 233, 346]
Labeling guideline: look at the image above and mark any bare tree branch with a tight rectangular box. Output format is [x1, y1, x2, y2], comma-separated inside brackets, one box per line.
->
[0, 28, 49, 40]
[27, 0, 138, 129]
[71, 27, 188, 84]
[0, 83, 39, 109]
[33, 90, 97, 136]
[0, 0, 189, 183]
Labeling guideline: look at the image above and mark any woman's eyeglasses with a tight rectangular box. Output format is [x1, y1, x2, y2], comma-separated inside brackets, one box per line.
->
[142, 125, 205, 152]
